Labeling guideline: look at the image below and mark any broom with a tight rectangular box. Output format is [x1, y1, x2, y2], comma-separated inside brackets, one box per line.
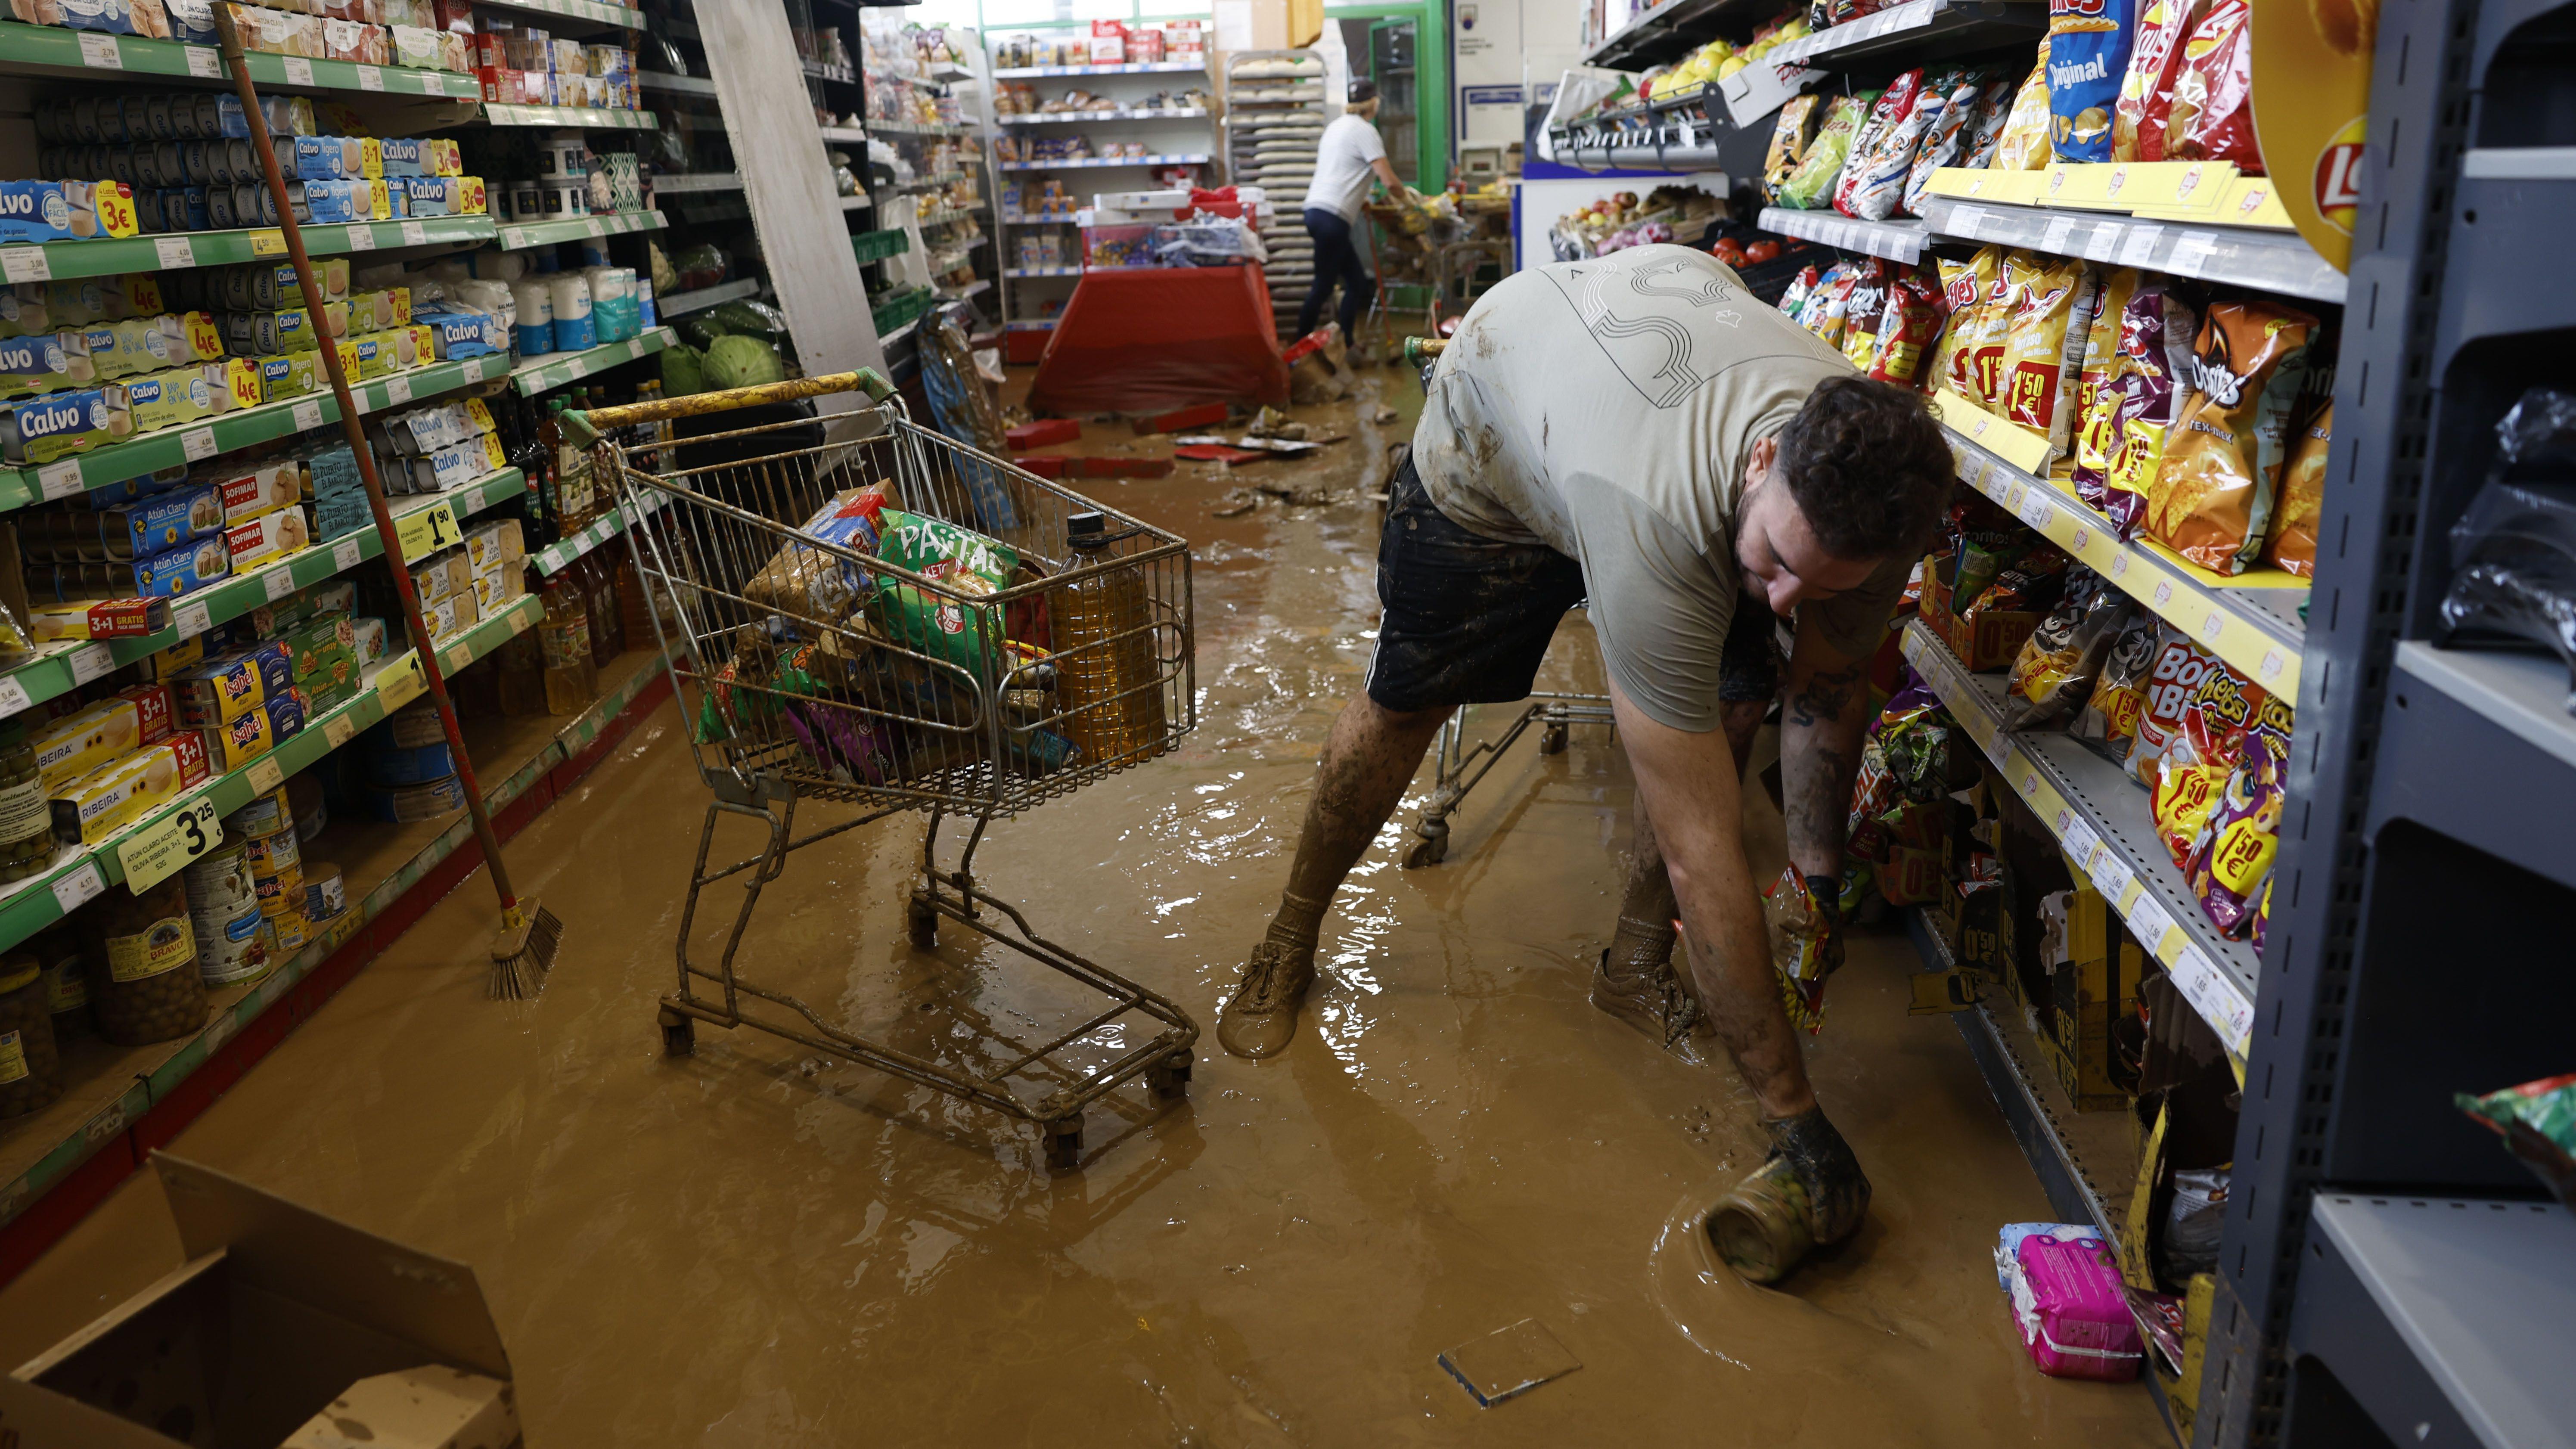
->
[217, 14, 560, 998]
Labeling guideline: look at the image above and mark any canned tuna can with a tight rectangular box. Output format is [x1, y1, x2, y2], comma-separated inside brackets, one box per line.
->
[145, 94, 180, 141]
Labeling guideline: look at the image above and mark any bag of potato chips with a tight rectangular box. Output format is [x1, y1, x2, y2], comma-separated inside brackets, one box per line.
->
[2264, 398, 2332, 577]
[1929, 247, 2002, 402]
[1840, 258, 1892, 373]
[2072, 611, 2160, 760]
[1960, 73, 2020, 169]
[1904, 74, 1986, 216]
[1872, 265, 1948, 387]
[2116, 0, 2202, 161]
[1763, 94, 1824, 203]
[2186, 690, 2290, 937]
[2148, 656, 2263, 867]
[2005, 564, 2137, 729]
[2101, 279, 2206, 538]
[1995, 37, 2058, 171]
[2165, 0, 2258, 170]
[2069, 267, 2141, 508]
[2001, 254, 2099, 458]
[1779, 92, 1877, 209]
[2145, 300, 2320, 574]
[2124, 624, 2219, 789]
[2047, 0, 2134, 162]
[1835, 74, 1924, 217]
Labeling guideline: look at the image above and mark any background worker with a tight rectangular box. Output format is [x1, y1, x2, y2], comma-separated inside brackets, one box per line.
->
[1212, 243, 1955, 1278]
[1297, 80, 1411, 348]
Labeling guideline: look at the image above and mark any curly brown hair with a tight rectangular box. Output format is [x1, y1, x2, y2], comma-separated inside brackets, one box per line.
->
[1773, 375, 1956, 561]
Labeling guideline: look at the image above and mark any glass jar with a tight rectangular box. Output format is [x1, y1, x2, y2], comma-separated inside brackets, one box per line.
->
[0, 724, 53, 883]
[31, 921, 87, 1044]
[84, 876, 205, 1047]
[0, 952, 63, 1120]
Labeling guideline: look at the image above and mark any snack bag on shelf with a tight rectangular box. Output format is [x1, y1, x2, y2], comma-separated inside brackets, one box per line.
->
[1840, 258, 1892, 374]
[2001, 253, 2099, 456]
[2185, 690, 2290, 936]
[1959, 73, 2019, 170]
[2144, 300, 2320, 574]
[2264, 399, 2333, 577]
[1871, 265, 1948, 387]
[1961, 248, 2022, 410]
[2047, 0, 2134, 162]
[2071, 611, 2159, 759]
[1778, 91, 1878, 211]
[1763, 866, 1834, 1035]
[2005, 563, 2138, 729]
[1929, 246, 2001, 400]
[1846, 69, 1941, 220]
[2146, 656, 2263, 866]
[1994, 37, 2057, 171]
[1834, 73, 1923, 217]
[2123, 624, 2218, 787]
[1778, 263, 1822, 316]
[2101, 279, 2207, 538]
[2165, 0, 2259, 171]
[1904, 72, 1988, 216]
[2069, 267, 2141, 507]
[2115, 0, 2203, 161]
[1763, 94, 1823, 202]
[1803, 263, 1862, 350]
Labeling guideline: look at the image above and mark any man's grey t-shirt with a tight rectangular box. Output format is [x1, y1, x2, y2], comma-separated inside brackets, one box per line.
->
[1410, 244, 1911, 733]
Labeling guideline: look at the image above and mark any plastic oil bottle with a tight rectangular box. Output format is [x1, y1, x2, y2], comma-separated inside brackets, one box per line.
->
[539, 571, 597, 715]
[1051, 511, 1164, 768]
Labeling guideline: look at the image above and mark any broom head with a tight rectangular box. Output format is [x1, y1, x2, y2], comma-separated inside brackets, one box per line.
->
[489, 898, 563, 1000]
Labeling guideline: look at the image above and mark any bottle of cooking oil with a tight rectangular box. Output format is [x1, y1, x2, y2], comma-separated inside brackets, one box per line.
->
[1052, 511, 1164, 768]
[539, 571, 597, 716]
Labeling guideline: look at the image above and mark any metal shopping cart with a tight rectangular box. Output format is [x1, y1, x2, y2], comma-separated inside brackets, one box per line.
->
[1392, 337, 1619, 870]
[572, 371, 1199, 1171]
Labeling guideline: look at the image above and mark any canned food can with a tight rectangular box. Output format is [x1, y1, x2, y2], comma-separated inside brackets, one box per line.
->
[145, 95, 180, 141]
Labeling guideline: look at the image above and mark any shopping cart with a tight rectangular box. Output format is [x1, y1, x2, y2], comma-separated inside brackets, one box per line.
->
[572, 370, 1199, 1171]
[1394, 337, 1617, 870]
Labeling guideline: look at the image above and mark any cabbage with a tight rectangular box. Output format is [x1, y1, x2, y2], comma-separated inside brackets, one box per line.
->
[705, 299, 789, 344]
[661, 341, 705, 396]
[705, 334, 785, 390]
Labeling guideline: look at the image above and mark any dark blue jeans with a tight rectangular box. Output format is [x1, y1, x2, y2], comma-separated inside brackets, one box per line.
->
[1297, 207, 1372, 338]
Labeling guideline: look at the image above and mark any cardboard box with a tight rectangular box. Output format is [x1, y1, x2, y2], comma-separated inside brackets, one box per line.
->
[1919, 552, 2045, 673]
[2039, 884, 2143, 1111]
[0, 1153, 517, 1449]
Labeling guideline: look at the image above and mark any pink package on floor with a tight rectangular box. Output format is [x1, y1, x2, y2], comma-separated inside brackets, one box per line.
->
[2013, 1232, 2144, 1381]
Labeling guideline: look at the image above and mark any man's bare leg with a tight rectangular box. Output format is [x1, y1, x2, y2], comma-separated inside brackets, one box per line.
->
[1218, 693, 1453, 1058]
[1594, 701, 1768, 1054]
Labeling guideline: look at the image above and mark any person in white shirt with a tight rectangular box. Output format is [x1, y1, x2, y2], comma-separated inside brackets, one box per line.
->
[1296, 80, 1411, 343]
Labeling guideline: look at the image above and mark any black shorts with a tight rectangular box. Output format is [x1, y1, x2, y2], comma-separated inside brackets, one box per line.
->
[1364, 454, 1782, 716]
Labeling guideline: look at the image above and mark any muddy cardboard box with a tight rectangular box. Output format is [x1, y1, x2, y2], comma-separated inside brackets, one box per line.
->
[0, 1153, 519, 1449]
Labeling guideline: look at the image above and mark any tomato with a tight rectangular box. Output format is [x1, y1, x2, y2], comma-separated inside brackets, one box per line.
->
[1744, 240, 1782, 264]
[1712, 238, 1747, 265]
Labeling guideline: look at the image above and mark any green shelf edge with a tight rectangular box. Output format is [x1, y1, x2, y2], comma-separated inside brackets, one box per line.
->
[498, 210, 666, 250]
[0, 22, 481, 98]
[467, 0, 646, 31]
[531, 486, 662, 577]
[508, 327, 672, 397]
[0, 213, 495, 288]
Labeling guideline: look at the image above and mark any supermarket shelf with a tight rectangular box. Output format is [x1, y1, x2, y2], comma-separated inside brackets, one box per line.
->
[916, 206, 975, 227]
[940, 278, 992, 302]
[840, 193, 875, 211]
[1944, 422, 2309, 697]
[805, 62, 856, 84]
[992, 60, 1208, 78]
[1004, 265, 1083, 278]
[0, 350, 511, 511]
[1003, 319, 1058, 331]
[636, 70, 717, 96]
[1581, 0, 1782, 68]
[999, 212, 1080, 226]
[0, 469, 525, 726]
[652, 171, 744, 194]
[895, 171, 966, 192]
[0, 638, 670, 1242]
[2371, 643, 2576, 892]
[481, 103, 657, 130]
[2289, 1195, 2576, 1449]
[819, 126, 870, 144]
[532, 487, 667, 577]
[1902, 619, 2260, 1058]
[468, 0, 644, 29]
[1919, 196, 2347, 306]
[499, 209, 666, 250]
[509, 328, 673, 396]
[0, 214, 493, 287]
[0, 21, 482, 97]
[872, 118, 971, 137]
[997, 107, 1210, 124]
[2461, 146, 2576, 179]
[1758, 207, 1927, 264]
[1768, 0, 2047, 67]
[670, 198, 748, 224]
[999, 153, 1210, 170]
[657, 276, 762, 316]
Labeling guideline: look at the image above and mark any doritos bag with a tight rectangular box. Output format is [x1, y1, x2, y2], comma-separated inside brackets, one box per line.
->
[1930, 246, 2003, 401]
[1764, 94, 1824, 202]
[2047, 0, 2134, 162]
[1996, 37, 2057, 171]
[2101, 279, 2205, 538]
[2166, 0, 2259, 171]
[2070, 266, 2141, 507]
[2186, 690, 2290, 937]
[2072, 610, 2159, 759]
[2001, 253, 2100, 457]
[1779, 92, 1877, 209]
[1872, 265, 1948, 387]
[1835, 74, 1923, 217]
[2265, 399, 2333, 577]
[2146, 300, 2319, 574]
[2115, 0, 2202, 161]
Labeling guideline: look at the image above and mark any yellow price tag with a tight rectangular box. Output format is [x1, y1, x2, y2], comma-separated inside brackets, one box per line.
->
[395, 500, 460, 564]
[249, 229, 287, 257]
[115, 795, 222, 892]
[322, 712, 357, 750]
[245, 757, 284, 795]
[376, 653, 425, 713]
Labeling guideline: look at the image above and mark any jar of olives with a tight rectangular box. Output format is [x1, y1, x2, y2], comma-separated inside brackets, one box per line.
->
[0, 724, 53, 884]
[84, 877, 205, 1047]
[31, 922, 87, 1044]
[0, 951, 62, 1120]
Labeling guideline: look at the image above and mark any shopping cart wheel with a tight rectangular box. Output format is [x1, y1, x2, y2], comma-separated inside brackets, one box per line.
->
[659, 1011, 695, 1058]
[1403, 822, 1449, 869]
[1043, 1114, 1085, 1173]
[905, 893, 937, 950]
[1539, 722, 1570, 756]
[1146, 1049, 1193, 1101]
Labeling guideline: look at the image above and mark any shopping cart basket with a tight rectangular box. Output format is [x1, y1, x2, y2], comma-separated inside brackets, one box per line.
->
[571, 370, 1199, 1171]
[1394, 338, 1616, 870]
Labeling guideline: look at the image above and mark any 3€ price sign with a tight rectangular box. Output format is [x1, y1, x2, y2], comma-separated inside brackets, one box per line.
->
[117, 795, 222, 892]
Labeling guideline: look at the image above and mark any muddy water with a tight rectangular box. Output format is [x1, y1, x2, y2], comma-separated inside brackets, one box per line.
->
[0, 375, 2166, 1447]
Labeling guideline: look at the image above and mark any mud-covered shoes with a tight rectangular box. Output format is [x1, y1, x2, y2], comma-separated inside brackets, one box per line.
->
[1217, 940, 1317, 1058]
[1590, 946, 1717, 1060]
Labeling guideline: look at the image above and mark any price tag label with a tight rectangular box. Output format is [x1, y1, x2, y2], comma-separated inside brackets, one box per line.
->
[2126, 892, 2177, 956]
[332, 537, 363, 571]
[292, 400, 324, 431]
[1946, 205, 1987, 240]
[118, 795, 223, 892]
[2039, 215, 2076, 254]
[395, 500, 459, 563]
[502, 227, 527, 249]
[3, 248, 52, 285]
[2017, 766, 2043, 802]
[2058, 814, 2101, 865]
[180, 427, 218, 462]
[2070, 524, 2092, 554]
[2087, 844, 2132, 901]
[2110, 551, 2131, 580]
[2117, 223, 2162, 267]
[345, 225, 377, 252]
[323, 712, 357, 750]
[67, 643, 114, 686]
[2168, 231, 2219, 277]
[2171, 945, 2253, 1054]
[154, 236, 195, 270]
[37, 460, 85, 501]
[0, 676, 29, 717]
[401, 221, 429, 247]
[263, 567, 296, 602]
[376, 654, 425, 712]
[357, 65, 385, 91]
[77, 31, 122, 68]
[386, 375, 412, 406]
[441, 642, 472, 676]
[50, 859, 104, 915]
[250, 230, 286, 257]
[2152, 579, 2175, 608]
[2203, 608, 2226, 642]
[585, 218, 606, 238]
[463, 357, 487, 382]
[2018, 490, 2052, 531]
[2080, 224, 2118, 262]
[282, 56, 314, 85]
[245, 757, 284, 795]
[2259, 648, 2287, 683]
[173, 599, 211, 638]
[185, 45, 223, 78]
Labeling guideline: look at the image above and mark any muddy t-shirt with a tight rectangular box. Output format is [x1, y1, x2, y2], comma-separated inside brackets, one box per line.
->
[1411, 244, 1912, 732]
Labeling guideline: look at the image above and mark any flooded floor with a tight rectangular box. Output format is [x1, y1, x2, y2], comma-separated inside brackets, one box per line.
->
[0, 366, 2167, 1447]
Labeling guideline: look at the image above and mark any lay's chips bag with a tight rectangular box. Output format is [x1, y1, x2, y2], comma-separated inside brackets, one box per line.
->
[2047, 0, 2135, 162]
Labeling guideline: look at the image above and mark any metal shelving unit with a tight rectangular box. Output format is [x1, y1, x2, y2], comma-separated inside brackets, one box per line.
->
[1917, 197, 2348, 306]
[1223, 50, 1327, 337]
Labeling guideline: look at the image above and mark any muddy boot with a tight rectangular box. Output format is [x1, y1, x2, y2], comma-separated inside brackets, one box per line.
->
[1706, 1108, 1872, 1283]
[1217, 941, 1317, 1059]
[1589, 919, 1716, 1060]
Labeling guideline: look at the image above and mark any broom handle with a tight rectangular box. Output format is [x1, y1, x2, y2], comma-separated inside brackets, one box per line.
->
[571, 369, 895, 432]
[216, 13, 525, 917]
